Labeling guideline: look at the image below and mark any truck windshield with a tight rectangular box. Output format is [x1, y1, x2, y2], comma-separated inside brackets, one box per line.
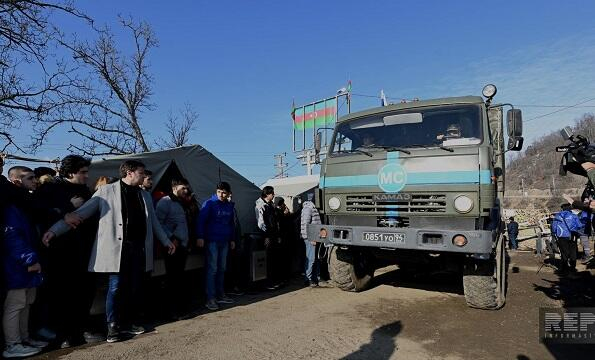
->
[330, 104, 482, 155]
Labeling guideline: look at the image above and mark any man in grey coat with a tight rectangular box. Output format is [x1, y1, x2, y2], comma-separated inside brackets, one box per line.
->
[301, 193, 321, 287]
[156, 177, 191, 318]
[42, 160, 175, 343]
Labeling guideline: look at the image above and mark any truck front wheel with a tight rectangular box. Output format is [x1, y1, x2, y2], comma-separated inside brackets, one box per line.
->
[462, 235, 507, 310]
[329, 246, 375, 292]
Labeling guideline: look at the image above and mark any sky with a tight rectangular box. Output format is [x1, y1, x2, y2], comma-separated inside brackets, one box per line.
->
[5, 0, 595, 185]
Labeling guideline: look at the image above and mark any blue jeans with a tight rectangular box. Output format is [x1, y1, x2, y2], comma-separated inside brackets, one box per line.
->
[206, 241, 229, 301]
[106, 274, 120, 323]
[304, 240, 319, 284]
[106, 244, 145, 324]
[509, 234, 518, 250]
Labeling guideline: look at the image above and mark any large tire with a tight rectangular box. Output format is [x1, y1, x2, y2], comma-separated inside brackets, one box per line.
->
[329, 246, 374, 292]
[463, 235, 506, 310]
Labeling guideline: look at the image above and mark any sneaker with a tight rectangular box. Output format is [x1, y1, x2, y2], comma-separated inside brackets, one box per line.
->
[205, 299, 219, 311]
[121, 324, 145, 335]
[106, 322, 121, 343]
[581, 255, 594, 264]
[83, 331, 106, 343]
[227, 287, 245, 296]
[318, 280, 333, 288]
[216, 295, 234, 304]
[3, 343, 41, 358]
[309, 282, 319, 288]
[266, 283, 281, 290]
[23, 338, 48, 348]
[36, 327, 56, 341]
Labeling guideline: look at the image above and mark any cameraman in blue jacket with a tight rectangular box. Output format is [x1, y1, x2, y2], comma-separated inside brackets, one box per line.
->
[551, 203, 583, 273]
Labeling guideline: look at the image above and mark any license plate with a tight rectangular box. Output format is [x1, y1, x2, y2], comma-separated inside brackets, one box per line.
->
[362, 232, 406, 243]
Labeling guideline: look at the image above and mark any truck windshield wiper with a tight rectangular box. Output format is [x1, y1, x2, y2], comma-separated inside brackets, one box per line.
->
[362, 144, 411, 154]
[335, 149, 373, 157]
[408, 143, 454, 153]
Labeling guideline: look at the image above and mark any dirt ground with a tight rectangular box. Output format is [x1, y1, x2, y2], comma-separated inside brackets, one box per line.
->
[32, 251, 595, 360]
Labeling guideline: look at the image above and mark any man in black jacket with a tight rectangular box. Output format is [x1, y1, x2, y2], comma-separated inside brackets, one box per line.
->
[34, 155, 100, 347]
[255, 186, 282, 289]
[507, 217, 519, 250]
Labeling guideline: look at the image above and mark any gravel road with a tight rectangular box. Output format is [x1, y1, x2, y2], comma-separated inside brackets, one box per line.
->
[33, 251, 595, 360]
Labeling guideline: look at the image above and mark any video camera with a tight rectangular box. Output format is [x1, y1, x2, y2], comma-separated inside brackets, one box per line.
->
[557, 126, 595, 177]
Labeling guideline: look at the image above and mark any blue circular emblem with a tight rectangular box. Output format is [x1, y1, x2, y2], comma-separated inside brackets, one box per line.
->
[378, 163, 407, 193]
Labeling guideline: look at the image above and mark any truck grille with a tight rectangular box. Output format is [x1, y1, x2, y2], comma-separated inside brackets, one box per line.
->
[346, 194, 447, 213]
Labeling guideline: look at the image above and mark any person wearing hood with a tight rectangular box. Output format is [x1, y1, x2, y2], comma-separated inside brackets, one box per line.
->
[196, 182, 236, 311]
[300, 193, 322, 287]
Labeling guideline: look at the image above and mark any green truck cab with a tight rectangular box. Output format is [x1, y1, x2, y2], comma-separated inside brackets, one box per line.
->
[308, 85, 523, 309]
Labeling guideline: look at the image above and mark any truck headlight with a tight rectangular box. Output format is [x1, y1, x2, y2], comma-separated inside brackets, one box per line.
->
[453, 195, 474, 213]
[328, 197, 341, 211]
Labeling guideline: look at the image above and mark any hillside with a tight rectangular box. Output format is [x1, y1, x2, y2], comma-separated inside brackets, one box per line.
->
[504, 114, 595, 211]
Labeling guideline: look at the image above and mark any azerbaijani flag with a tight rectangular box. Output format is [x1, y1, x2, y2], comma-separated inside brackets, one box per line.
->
[293, 98, 337, 130]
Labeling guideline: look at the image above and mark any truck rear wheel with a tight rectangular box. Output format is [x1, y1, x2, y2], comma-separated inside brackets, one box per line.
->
[329, 246, 374, 292]
[462, 235, 507, 310]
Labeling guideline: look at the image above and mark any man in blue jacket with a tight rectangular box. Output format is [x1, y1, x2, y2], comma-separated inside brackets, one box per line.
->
[507, 217, 519, 250]
[2, 166, 47, 358]
[551, 203, 583, 273]
[196, 182, 236, 311]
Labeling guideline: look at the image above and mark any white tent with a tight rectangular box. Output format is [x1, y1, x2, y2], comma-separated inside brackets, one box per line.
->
[261, 174, 319, 212]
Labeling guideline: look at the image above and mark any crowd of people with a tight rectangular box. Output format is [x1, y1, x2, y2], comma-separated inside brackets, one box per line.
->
[0, 154, 327, 358]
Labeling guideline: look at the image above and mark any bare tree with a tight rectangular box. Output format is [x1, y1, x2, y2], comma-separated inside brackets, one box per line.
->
[156, 103, 198, 149]
[1, 131, 24, 153]
[33, 16, 157, 156]
[0, 0, 91, 152]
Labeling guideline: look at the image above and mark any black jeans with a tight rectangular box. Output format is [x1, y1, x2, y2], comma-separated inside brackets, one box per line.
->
[47, 242, 95, 341]
[164, 246, 188, 314]
[266, 239, 283, 285]
[557, 237, 577, 271]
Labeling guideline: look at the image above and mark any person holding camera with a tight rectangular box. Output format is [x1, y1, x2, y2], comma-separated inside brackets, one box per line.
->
[583, 162, 595, 187]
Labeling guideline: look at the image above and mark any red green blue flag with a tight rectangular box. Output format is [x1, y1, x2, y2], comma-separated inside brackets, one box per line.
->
[293, 98, 337, 130]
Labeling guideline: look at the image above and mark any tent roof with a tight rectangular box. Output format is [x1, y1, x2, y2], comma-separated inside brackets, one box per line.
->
[88, 145, 261, 233]
[261, 174, 319, 197]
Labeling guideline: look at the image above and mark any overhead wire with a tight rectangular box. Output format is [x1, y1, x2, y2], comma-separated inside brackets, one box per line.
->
[524, 96, 595, 123]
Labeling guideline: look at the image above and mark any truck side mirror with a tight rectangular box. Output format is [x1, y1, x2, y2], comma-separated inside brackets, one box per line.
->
[314, 132, 322, 164]
[507, 136, 523, 151]
[506, 109, 523, 137]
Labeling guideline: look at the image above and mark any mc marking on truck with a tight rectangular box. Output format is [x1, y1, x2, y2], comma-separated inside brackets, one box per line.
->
[378, 163, 407, 193]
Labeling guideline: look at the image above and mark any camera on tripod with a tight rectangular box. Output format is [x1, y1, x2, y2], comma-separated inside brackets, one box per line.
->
[557, 126, 595, 177]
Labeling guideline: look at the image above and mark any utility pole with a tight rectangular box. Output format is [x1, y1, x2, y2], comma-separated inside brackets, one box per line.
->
[274, 152, 288, 178]
[520, 178, 525, 197]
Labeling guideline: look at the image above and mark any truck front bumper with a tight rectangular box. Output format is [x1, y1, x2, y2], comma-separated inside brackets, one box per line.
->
[307, 224, 495, 255]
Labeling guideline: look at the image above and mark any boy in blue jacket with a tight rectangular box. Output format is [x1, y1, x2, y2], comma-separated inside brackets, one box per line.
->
[551, 203, 583, 273]
[2, 200, 45, 357]
[196, 182, 236, 310]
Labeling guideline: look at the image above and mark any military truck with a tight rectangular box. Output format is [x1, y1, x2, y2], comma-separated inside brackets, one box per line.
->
[308, 85, 523, 309]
